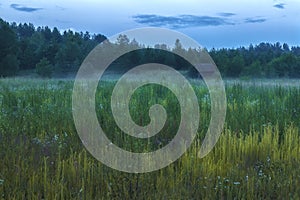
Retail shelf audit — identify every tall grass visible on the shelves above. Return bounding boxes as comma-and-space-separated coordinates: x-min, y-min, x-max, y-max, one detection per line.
0, 78, 300, 199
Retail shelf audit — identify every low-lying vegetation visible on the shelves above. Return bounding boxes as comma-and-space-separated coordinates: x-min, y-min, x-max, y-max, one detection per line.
0, 78, 299, 199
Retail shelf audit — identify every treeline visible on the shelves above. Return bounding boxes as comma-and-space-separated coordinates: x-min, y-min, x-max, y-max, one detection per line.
101, 35, 300, 78
0, 18, 106, 77
0, 17, 300, 78
210, 43, 300, 78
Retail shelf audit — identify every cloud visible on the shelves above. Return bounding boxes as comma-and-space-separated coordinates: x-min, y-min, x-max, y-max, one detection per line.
273, 3, 286, 9
10, 4, 43, 12
244, 17, 267, 23
217, 12, 236, 17
55, 5, 66, 11
133, 14, 234, 28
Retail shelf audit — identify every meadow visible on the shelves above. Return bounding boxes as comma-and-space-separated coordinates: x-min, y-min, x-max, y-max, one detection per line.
0, 78, 300, 199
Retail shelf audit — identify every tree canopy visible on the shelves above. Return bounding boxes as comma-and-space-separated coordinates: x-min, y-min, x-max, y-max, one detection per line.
0, 18, 299, 78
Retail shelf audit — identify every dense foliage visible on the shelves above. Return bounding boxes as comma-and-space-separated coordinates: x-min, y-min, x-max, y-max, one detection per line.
0, 18, 106, 77
210, 43, 300, 78
0, 18, 300, 78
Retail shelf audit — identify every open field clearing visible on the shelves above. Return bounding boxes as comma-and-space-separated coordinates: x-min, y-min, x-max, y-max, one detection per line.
0, 78, 300, 199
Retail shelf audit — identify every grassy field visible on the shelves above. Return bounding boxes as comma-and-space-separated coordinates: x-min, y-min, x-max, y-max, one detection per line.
0, 78, 300, 199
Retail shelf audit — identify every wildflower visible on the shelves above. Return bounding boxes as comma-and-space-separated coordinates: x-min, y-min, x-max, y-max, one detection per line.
267, 156, 271, 163
53, 134, 59, 141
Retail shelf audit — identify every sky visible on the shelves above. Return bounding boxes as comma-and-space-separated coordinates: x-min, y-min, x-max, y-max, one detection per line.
0, 0, 299, 49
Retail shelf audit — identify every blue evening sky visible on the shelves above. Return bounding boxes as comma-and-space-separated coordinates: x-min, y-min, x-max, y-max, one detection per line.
0, 0, 299, 49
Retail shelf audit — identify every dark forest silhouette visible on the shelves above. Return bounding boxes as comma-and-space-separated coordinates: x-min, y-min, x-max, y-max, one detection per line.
0, 18, 299, 78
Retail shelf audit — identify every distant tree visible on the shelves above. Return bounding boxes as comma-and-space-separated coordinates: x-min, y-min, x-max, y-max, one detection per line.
209, 48, 229, 75
52, 27, 62, 43
18, 39, 36, 69
291, 47, 300, 56
130, 38, 140, 49
283, 43, 290, 52
174, 39, 183, 52
241, 60, 262, 77
0, 54, 19, 77
226, 54, 245, 77
117, 34, 130, 48
16, 23, 35, 38
0, 18, 19, 76
42, 26, 52, 41
92, 34, 106, 43
173, 39, 186, 70
163, 50, 177, 69
154, 43, 168, 51
35, 57, 53, 78
55, 40, 80, 71
294, 57, 300, 77
83, 31, 90, 41
268, 53, 299, 78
